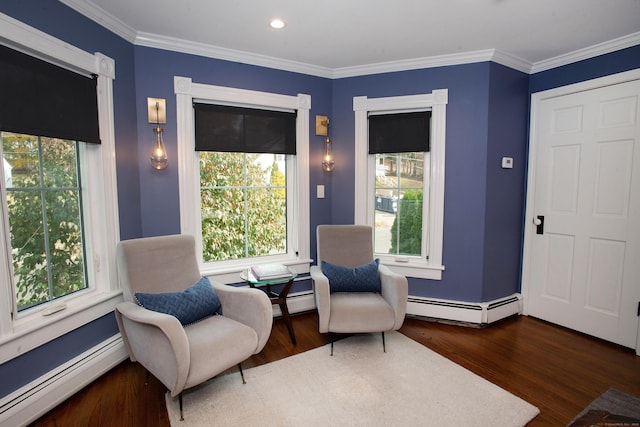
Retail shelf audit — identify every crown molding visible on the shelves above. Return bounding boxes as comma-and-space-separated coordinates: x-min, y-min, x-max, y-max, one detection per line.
333, 50, 493, 78
135, 32, 520, 78
531, 31, 640, 74
59, 0, 137, 43
58, 0, 640, 78
333, 49, 535, 78
134, 32, 334, 78
491, 50, 533, 74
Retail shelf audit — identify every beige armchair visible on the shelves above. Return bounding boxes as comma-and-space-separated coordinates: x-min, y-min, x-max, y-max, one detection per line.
310, 225, 408, 355
114, 234, 272, 420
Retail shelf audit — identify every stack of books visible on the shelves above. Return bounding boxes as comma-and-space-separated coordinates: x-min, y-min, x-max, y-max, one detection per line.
250, 263, 293, 281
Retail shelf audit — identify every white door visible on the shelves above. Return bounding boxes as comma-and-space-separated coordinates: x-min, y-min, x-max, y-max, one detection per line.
523, 70, 640, 352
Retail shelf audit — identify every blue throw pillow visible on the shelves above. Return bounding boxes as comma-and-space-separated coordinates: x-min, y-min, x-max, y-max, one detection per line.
321, 259, 381, 293
134, 276, 222, 325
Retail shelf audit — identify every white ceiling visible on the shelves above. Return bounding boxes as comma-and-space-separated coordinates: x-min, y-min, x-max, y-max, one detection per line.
61, 0, 640, 77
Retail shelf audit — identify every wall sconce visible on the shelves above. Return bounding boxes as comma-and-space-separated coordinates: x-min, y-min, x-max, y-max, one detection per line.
148, 97, 168, 170
316, 115, 335, 172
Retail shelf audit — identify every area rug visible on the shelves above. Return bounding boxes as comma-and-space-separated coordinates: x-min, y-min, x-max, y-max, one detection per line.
166, 331, 539, 426
567, 388, 640, 426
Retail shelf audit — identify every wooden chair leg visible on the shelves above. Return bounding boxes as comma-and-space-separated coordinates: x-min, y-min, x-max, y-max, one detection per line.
179, 392, 184, 421
382, 331, 386, 353
144, 369, 150, 386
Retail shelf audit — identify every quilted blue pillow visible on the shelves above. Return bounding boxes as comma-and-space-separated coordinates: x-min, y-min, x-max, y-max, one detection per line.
134, 276, 222, 325
321, 259, 381, 293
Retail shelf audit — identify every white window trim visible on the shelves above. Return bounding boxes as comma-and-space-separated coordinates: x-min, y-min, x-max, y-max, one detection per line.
174, 77, 311, 284
0, 12, 121, 364
353, 90, 448, 280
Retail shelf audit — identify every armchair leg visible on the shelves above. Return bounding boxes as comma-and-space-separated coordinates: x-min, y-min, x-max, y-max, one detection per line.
144, 369, 150, 386
179, 392, 184, 421
238, 363, 246, 384
329, 332, 336, 356
382, 331, 386, 353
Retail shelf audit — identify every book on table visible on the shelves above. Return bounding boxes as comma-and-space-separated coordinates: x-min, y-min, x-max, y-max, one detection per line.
250, 264, 293, 281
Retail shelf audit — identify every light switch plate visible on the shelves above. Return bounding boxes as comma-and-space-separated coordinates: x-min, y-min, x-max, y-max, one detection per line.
317, 184, 325, 198
501, 157, 513, 169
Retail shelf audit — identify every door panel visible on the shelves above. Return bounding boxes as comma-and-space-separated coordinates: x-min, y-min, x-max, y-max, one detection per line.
543, 234, 574, 302
525, 76, 640, 350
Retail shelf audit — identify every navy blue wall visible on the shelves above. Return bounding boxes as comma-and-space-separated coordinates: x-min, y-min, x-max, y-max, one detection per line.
482, 64, 529, 301
1, 0, 639, 403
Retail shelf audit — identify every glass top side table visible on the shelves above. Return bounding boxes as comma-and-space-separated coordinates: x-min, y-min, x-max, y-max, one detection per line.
241, 268, 298, 345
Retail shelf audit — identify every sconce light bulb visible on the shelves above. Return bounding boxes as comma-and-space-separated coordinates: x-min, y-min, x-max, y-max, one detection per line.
150, 126, 168, 170
322, 137, 335, 172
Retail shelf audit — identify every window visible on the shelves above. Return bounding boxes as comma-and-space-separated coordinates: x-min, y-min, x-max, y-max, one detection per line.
353, 90, 448, 280
193, 103, 295, 263
369, 111, 431, 258
374, 151, 428, 256
174, 77, 311, 282
0, 19, 119, 363
2, 133, 87, 312
199, 152, 288, 261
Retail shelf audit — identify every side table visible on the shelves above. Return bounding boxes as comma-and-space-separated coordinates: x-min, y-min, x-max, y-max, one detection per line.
241, 269, 297, 345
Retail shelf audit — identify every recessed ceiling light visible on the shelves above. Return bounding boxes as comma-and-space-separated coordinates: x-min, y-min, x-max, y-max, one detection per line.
270, 19, 285, 29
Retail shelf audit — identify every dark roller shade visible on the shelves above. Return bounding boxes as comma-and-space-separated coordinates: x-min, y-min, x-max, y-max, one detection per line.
0, 44, 100, 144
369, 111, 430, 154
194, 103, 296, 154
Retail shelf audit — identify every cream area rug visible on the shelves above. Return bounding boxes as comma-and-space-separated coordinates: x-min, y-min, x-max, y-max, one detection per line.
166, 331, 539, 426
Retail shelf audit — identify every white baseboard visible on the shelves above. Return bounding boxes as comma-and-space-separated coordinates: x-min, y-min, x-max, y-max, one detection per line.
272, 290, 316, 317
406, 293, 522, 325
0, 335, 128, 427
280, 290, 522, 326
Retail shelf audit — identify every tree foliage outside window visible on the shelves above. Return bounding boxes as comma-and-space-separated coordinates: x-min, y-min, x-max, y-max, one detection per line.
374, 152, 424, 256
200, 152, 287, 262
390, 189, 423, 255
1, 132, 87, 311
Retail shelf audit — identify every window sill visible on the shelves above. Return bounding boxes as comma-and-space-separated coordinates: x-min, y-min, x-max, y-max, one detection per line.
0, 290, 124, 365
379, 256, 444, 280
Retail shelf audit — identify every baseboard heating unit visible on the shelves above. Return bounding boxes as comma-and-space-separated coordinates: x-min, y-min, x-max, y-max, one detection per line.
406, 293, 522, 325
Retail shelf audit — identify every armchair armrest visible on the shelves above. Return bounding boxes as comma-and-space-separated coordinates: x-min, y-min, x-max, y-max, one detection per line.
115, 301, 190, 396
310, 265, 330, 333
379, 264, 408, 330
212, 282, 273, 353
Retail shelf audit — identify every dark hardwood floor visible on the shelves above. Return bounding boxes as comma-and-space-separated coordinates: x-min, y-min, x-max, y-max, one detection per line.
30, 313, 640, 426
